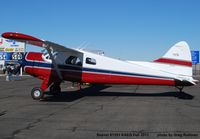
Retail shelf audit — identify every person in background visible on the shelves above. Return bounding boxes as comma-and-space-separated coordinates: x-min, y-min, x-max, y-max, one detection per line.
14, 63, 21, 80
6, 65, 12, 81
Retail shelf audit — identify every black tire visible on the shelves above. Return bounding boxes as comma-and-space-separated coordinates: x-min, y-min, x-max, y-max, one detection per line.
49, 84, 61, 95
31, 87, 44, 100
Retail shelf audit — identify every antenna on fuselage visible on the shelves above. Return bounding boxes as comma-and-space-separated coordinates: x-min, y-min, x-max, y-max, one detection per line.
77, 41, 90, 50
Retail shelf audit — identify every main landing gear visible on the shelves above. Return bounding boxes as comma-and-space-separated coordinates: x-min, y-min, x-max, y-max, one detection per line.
31, 87, 44, 100
31, 83, 61, 100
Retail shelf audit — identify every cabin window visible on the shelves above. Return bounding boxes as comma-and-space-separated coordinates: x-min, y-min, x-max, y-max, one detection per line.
65, 56, 82, 66
86, 57, 96, 65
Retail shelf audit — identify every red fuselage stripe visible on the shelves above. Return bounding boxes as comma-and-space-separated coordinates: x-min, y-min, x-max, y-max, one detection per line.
82, 72, 175, 85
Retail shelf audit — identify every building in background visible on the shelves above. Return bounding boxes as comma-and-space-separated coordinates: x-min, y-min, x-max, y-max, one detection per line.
0, 37, 25, 70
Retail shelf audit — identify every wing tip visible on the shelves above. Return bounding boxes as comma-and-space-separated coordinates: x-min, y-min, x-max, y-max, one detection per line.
1, 32, 44, 42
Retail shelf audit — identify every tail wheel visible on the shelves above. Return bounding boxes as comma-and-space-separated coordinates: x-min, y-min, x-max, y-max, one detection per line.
175, 86, 184, 92
50, 84, 61, 95
31, 87, 44, 100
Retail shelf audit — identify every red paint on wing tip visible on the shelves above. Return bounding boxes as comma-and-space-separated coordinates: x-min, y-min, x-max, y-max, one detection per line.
1, 32, 44, 42
1, 32, 13, 38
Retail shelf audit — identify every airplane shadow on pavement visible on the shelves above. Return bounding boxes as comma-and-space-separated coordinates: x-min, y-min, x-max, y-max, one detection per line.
42, 85, 194, 102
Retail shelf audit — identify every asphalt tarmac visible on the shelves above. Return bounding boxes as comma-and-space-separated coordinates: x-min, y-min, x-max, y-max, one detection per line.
0, 76, 200, 139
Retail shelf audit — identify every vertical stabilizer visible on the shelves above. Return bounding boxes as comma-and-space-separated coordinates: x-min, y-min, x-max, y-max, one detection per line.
154, 41, 192, 76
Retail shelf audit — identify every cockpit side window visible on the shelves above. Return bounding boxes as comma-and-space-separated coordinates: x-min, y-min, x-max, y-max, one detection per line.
86, 57, 96, 65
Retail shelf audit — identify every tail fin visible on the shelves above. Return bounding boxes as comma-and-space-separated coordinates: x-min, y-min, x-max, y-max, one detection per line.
154, 41, 192, 76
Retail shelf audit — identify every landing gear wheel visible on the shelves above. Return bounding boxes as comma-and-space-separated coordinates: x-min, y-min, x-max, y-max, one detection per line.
31, 87, 44, 100
50, 84, 61, 95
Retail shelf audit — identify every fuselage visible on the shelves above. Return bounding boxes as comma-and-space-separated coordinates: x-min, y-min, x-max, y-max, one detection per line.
22, 51, 191, 86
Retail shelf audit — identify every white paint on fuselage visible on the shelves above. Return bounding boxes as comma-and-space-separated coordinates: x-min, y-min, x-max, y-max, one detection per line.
41, 48, 194, 83
79, 50, 175, 79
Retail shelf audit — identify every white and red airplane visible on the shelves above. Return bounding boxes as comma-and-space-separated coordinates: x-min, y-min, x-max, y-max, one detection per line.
2, 32, 198, 100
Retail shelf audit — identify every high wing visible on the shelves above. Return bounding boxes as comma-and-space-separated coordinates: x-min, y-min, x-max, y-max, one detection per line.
2, 32, 79, 53
2, 32, 82, 80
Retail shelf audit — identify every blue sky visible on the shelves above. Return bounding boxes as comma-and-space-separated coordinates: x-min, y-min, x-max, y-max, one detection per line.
0, 0, 200, 60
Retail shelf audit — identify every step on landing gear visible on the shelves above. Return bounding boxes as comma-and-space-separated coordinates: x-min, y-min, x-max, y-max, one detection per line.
31, 87, 44, 100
